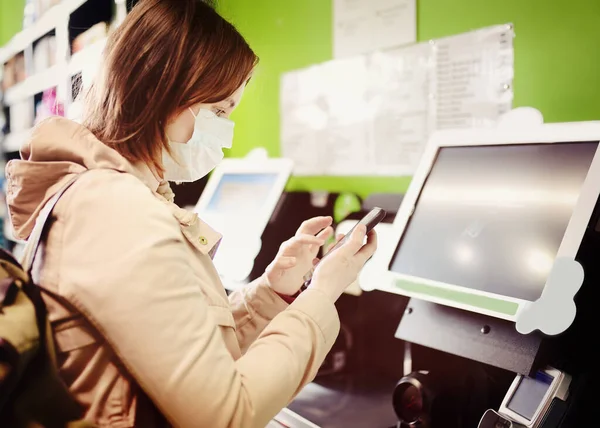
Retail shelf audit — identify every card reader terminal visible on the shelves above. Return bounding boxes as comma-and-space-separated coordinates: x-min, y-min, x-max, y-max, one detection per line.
478, 367, 571, 428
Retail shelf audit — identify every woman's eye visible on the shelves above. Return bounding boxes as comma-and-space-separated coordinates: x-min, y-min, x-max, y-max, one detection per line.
215, 109, 226, 117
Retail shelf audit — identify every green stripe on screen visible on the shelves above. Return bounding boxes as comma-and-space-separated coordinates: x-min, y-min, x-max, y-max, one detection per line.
394, 279, 519, 316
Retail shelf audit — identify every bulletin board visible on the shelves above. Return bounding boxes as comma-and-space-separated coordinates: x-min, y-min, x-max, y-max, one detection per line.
217, 0, 600, 198
280, 25, 514, 176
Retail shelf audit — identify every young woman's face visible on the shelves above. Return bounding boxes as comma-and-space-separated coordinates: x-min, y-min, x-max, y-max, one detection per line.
165, 82, 247, 144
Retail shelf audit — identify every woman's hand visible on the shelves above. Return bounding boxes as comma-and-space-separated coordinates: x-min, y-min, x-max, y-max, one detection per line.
264, 216, 334, 296
310, 224, 377, 303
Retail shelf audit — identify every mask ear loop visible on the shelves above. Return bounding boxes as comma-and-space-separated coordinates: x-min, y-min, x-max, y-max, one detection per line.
163, 108, 197, 173
166, 107, 197, 142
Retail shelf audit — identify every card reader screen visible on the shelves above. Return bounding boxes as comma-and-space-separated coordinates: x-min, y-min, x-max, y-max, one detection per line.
206, 173, 279, 214
506, 373, 553, 420
203, 173, 279, 232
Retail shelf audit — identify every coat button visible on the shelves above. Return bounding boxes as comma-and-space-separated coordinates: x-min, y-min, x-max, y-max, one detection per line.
199, 236, 208, 245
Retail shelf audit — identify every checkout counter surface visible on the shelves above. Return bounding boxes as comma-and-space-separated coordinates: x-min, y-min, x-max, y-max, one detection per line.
272, 373, 398, 428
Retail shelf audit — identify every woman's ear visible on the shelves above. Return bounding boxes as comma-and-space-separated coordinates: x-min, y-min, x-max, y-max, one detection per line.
165, 107, 197, 144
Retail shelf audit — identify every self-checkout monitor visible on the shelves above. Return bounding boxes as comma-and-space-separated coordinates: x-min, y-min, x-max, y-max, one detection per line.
361, 122, 600, 325
194, 157, 293, 282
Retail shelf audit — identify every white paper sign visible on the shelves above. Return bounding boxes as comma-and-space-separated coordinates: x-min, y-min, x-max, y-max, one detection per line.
281, 44, 431, 176
281, 24, 515, 177
432, 25, 514, 130
333, 0, 416, 58
367, 44, 433, 175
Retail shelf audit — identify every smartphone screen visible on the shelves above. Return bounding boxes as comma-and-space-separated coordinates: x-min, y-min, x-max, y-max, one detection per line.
302, 207, 386, 285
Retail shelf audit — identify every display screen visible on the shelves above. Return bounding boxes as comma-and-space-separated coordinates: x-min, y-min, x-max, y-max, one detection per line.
506, 373, 554, 420
390, 142, 598, 302
202, 173, 280, 232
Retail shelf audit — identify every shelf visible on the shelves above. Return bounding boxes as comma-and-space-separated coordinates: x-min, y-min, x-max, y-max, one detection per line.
4, 65, 61, 106
2, 130, 31, 153
0, 0, 90, 64
68, 38, 108, 76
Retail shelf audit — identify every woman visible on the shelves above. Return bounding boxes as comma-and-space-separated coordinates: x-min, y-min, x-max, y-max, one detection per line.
6, 0, 377, 427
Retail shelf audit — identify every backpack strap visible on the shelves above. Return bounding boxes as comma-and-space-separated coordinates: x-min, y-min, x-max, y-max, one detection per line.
10, 173, 95, 426
21, 173, 83, 273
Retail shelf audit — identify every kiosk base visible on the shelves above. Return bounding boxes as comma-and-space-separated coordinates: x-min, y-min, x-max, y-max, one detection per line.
395, 298, 544, 375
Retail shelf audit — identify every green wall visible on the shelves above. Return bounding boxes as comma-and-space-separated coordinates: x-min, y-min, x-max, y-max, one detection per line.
0, 0, 25, 46
219, 0, 600, 198
2, 0, 599, 198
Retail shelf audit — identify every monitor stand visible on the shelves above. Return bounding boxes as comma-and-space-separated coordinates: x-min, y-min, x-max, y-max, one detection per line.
395, 298, 544, 375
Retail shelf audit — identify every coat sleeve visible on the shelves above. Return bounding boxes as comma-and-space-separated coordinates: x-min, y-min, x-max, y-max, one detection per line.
57, 172, 340, 428
228, 276, 290, 354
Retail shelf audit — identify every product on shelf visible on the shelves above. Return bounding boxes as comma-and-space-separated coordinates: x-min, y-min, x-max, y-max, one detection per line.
23, 0, 36, 29
33, 35, 58, 75
2, 58, 16, 91
23, 0, 62, 28
72, 22, 109, 54
10, 100, 34, 133
14, 53, 26, 84
34, 87, 64, 125
35, 0, 61, 17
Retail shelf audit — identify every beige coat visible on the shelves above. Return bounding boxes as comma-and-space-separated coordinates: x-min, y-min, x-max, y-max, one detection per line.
6, 117, 340, 428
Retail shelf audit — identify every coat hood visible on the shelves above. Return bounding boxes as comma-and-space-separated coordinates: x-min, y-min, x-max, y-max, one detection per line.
5, 117, 160, 240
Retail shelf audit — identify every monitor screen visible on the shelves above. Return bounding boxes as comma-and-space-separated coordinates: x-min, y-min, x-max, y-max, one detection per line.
202, 172, 280, 232
506, 372, 553, 420
389, 142, 598, 302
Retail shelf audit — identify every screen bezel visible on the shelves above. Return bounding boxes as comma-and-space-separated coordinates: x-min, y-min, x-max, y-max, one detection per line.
360, 122, 600, 320
194, 157, 294, 238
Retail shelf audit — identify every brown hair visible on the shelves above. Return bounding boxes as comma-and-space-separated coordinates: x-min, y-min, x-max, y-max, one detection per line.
82, 0, 257, 174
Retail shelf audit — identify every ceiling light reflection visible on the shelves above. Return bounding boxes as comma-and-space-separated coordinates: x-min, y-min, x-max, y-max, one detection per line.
527, 249, 554, 277
424, 186, 580, 207
455, 243, 474, 265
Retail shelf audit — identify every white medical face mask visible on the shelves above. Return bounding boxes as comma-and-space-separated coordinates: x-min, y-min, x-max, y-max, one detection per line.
163, 108, 234, 182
